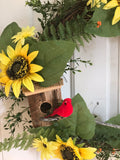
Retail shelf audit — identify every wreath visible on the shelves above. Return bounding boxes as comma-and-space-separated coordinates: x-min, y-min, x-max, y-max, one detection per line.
0, 0, 120, 159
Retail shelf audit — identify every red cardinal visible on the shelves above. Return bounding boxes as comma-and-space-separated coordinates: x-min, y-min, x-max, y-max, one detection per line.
46, 98, 73, 118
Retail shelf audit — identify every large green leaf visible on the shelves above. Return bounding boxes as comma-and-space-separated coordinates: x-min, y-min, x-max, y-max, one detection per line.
85, 6, 120, 37
106, 114, 120, 125
95, 114, 120, 149
30, 40, 75, 87
0, 22, 21, 53
53, 94, 96, 139
29, 94, 95, 140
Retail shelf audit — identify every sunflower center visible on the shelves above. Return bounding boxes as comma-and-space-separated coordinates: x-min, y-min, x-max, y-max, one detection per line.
60, 145, 79, 160
118, 0, 120, 5
6, 56, 29, 80
43, 143, 47, 148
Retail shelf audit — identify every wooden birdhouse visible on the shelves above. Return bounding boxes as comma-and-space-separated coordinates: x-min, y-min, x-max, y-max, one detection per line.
22, 79, 63, 128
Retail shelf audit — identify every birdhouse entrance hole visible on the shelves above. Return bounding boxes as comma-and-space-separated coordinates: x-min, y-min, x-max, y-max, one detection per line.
23, 79, 63, 128
40, 102, 52, 113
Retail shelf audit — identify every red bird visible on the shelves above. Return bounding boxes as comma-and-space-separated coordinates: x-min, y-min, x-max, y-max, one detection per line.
47, 98, 73, 118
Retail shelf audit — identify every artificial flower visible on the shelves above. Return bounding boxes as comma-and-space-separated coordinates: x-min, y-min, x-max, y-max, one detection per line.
54, 135, 81, 160
12, 26, 35, 45
32, 136, 57, 160
103, 0, 120, 25
79, 147, 97, 159
87, 0, 107, 8
0, 42, 44, 98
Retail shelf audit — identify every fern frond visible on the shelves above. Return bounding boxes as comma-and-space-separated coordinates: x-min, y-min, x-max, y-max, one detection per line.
27, 0, 94, 47
58, 23, 66, 39
65, 21, 73, 38
0, 132, 35, 151
14, 133, 21, 148
50, 24, 58, 40
77, 36, 84, 47
23, 135, 34, 150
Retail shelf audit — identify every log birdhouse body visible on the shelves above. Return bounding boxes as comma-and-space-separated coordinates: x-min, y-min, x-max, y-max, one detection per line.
23, 80, 63, 128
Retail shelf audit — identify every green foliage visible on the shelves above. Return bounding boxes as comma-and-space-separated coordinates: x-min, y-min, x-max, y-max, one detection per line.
26, 0, 95, 49
0, 132, 35, 151
30, 40, 76, 87
38, 15, 94, 49
79, 115, 120, 159
0, 93, 95, 152
0, 89, 33, 135
65, 58, 92, 74
107, 114, 120, 125
26, 0, 61, 29
85, 6, 120, 37
0, 22, 21, 53
26, 0, 94, 74
0, 22, 76, 87
30, 94, 96, 140
84, 135, 120, 160
92, 115, 120, 150
54, 94, 95, 139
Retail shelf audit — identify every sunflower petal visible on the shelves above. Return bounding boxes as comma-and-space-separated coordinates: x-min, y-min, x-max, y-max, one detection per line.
22, 77, 34, 92
29, 73, 44, 82
21, 44, 29, 57
41, 152, 45, 160
101, 0, 107, 4
21, 39, 25, 45
56, 135, 63, 143
0, 72, 4, 78
0, 54, 10, 65
112, 7, 120, 25
5, 80, 13, 97
79, 147, 97, 159
103, 0, 118, 9
15, 41, 22, 55
12, 80, 22, 98
67, 137, 74, 146
30, 64, 43, 73
1, 50, 5, 55
7, 45, 15, 59
87, 0, 91, 6
0, 63, 6, 71
27, 51, 39, 63
0, 76, 9, 84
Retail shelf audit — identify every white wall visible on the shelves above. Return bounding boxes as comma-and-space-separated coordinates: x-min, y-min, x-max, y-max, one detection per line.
74, 36, 120, 121
0, 0, 33, 32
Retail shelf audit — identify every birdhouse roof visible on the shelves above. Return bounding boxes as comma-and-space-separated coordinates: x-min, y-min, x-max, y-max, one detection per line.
22, 79, 63, 96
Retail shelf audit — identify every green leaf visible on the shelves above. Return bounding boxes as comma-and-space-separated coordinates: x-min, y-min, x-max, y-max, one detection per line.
106, 114, 120, 125
29, 94, 95, 141
0, 22, 21, 53
95, 114, 120, 149
85, 7, 120, 37
54, 94, 96, 139
77, 143, 85, 148
30, 40, 75, 87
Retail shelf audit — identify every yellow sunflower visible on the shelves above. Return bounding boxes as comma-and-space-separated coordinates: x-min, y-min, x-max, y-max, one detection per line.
0, 42, 44, 98
79, 147, 97, 159
32, 136, 57, 160
103, 0, 120, 25
12, 26, 35, 45
54, 135, 81, 160
87, 0, 107, 8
